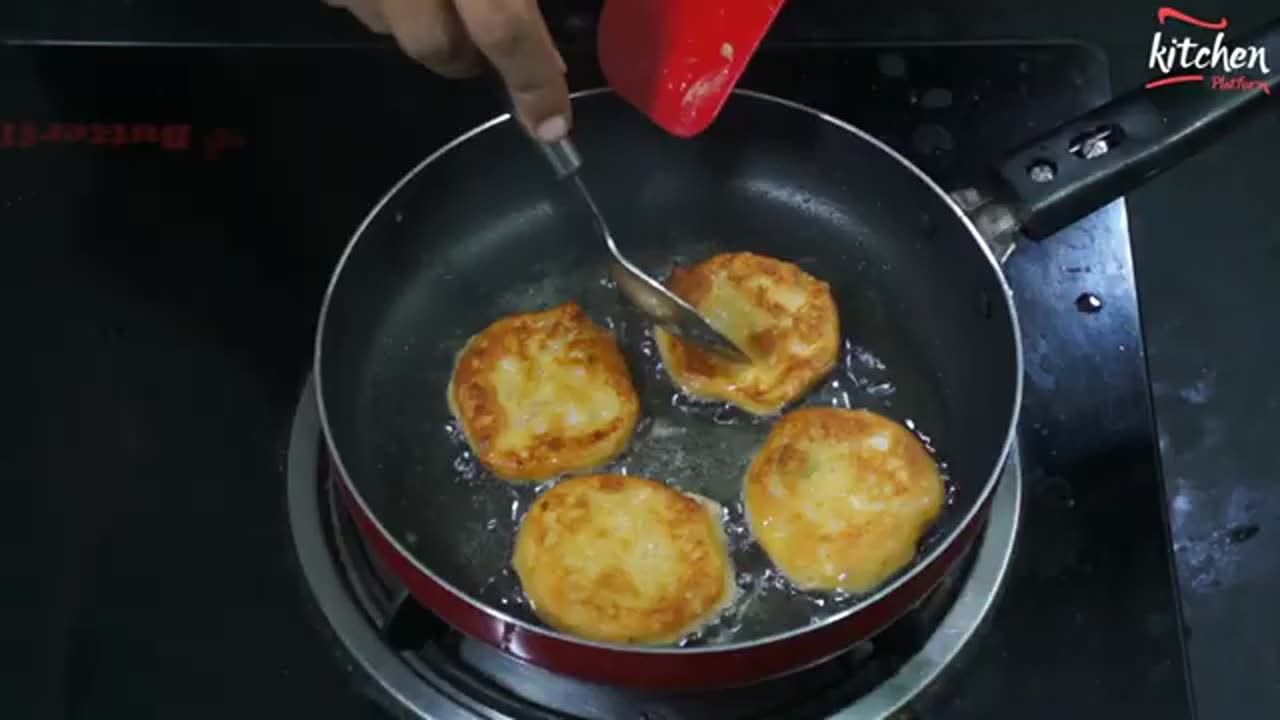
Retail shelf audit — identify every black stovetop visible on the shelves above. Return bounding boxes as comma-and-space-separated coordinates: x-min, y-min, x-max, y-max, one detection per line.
0, 40, 1192, 718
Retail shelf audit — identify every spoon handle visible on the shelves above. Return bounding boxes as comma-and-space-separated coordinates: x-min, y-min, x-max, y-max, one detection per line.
484, 68, 582, 180
537, 138, 582, 180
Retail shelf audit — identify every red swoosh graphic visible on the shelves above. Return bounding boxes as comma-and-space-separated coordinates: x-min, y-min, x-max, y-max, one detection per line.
1157, 7, 1229, 30
1144, 74, 1204, 89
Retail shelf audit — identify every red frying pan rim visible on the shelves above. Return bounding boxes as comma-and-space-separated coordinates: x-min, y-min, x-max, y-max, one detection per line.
313, 86, 1026, 655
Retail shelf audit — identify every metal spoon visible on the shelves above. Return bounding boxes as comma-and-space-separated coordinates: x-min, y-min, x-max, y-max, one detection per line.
537, 138, 750, 363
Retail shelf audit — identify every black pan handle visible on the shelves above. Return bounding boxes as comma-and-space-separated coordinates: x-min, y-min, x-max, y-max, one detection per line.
982, 16, 1280, 241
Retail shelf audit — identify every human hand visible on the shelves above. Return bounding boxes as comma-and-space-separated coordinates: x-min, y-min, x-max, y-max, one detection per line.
325, 0, 571, 142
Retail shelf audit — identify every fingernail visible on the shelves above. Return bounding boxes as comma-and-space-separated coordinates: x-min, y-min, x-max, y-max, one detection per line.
535, 115, 569, 142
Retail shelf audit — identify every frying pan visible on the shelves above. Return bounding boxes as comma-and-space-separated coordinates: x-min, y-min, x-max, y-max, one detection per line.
316, 19, 1279, 690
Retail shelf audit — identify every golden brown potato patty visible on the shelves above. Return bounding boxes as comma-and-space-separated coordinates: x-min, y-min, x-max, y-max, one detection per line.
744, 407, 944, 593
655, 252, 840, 415
448, 302, 640, 482
513, 474, 737, 644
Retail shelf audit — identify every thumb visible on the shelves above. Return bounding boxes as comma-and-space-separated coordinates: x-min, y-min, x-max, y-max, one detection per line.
456, 0, 571, 141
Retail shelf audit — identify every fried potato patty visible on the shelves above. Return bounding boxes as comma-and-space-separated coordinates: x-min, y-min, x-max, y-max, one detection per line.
513, 474, 737, 645
744, 408, 944, 593
447, 302, 640, 482
655, 252, 840, 415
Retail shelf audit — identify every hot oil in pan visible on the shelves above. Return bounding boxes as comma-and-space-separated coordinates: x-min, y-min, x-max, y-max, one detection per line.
438, 247, 954, 645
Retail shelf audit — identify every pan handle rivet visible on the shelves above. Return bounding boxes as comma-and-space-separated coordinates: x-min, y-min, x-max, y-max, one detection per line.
1068, 125, 1121, 159
1075, 292, 1104, 313
1027, 160, 1057, 183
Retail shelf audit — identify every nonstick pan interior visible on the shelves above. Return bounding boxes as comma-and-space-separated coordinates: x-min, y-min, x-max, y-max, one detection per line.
317, 90, 1020, 647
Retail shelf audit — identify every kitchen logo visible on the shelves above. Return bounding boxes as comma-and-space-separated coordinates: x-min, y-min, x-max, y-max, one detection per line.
1146, 7, 1271, 93
0, 121, 246, 160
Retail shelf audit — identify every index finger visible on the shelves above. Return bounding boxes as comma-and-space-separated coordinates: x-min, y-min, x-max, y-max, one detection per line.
454, 0, 571, 141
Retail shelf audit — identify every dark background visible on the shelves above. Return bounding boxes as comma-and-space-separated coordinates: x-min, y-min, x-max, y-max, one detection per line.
1, 1, 1276, 717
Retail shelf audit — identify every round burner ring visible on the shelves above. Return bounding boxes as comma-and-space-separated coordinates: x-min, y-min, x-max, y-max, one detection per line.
287, 380, 1020, 718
